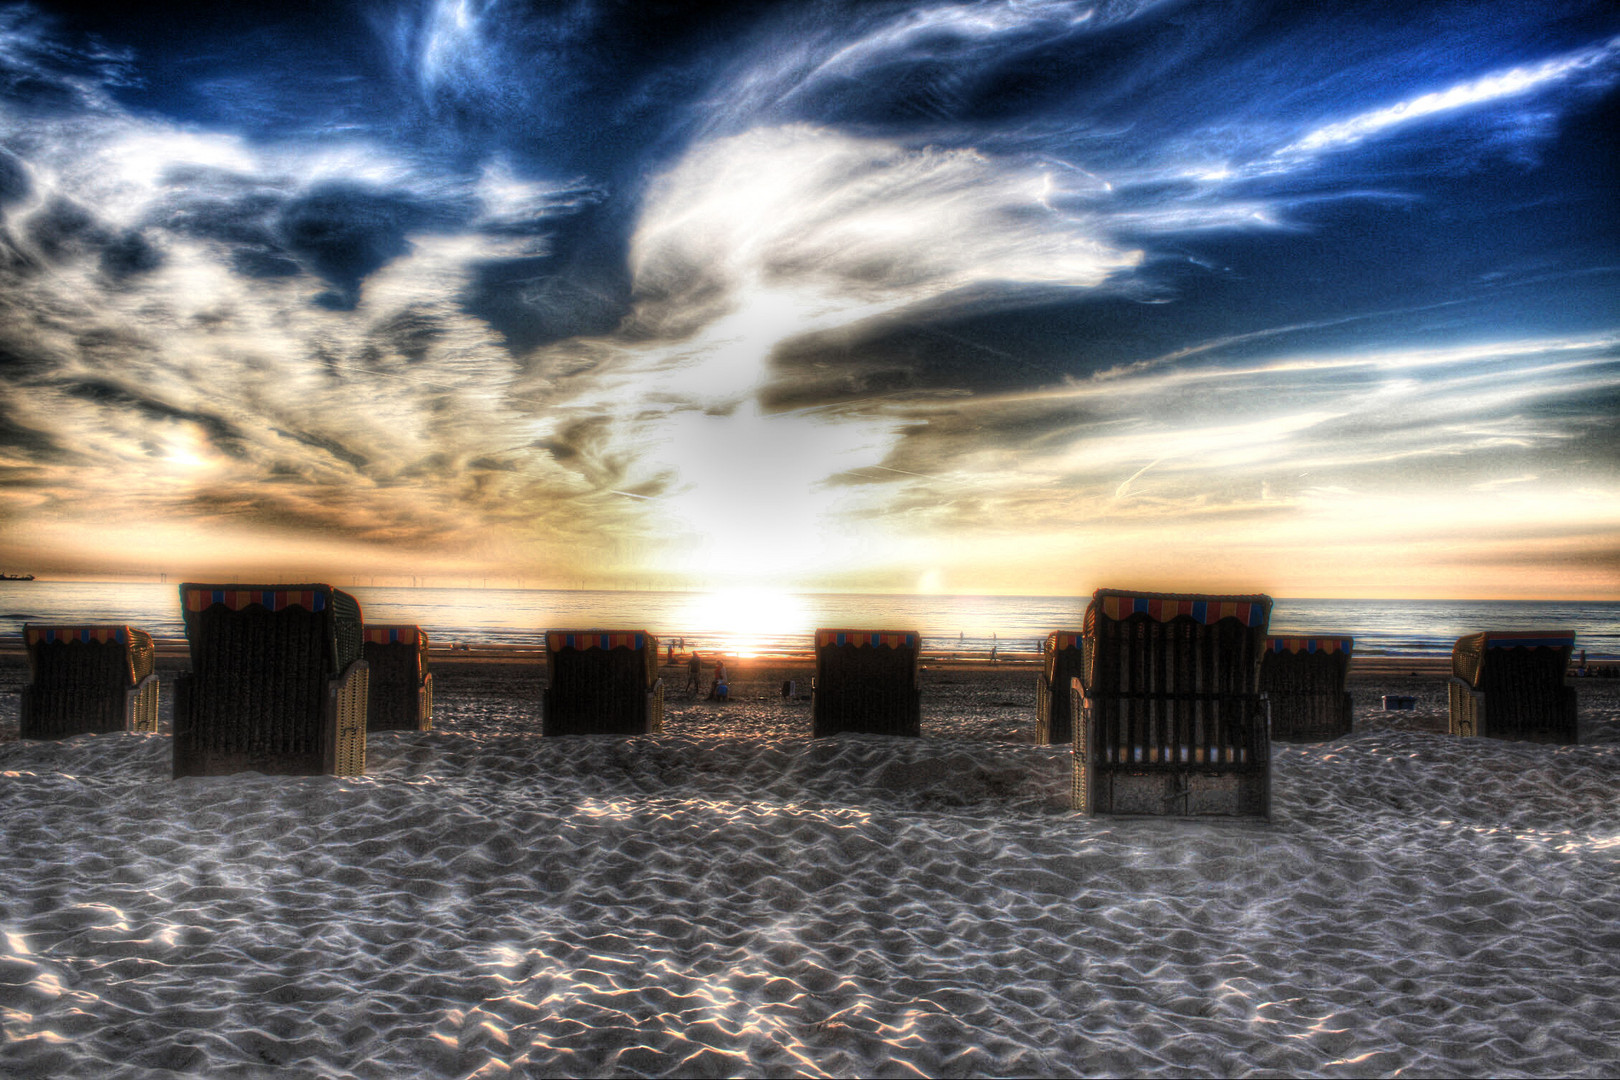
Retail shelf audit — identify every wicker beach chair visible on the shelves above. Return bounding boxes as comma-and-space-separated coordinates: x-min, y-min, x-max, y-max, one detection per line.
173, 584, 368, 778
1071, 589, 1272, 817
363, 625, 433, 732
542, 630, 663, 736
1036, 631, 1084, 745
811, 629, 921, 738
1260, 636, 1353, 742
20, 624, 159, 739
1448, 631, 1577, 744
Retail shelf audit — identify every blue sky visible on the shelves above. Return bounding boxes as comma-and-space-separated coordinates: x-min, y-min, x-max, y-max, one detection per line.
0, 0, 1616, 596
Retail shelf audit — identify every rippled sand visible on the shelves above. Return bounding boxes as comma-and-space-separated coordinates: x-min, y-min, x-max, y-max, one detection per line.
1, 660, 1617, 1077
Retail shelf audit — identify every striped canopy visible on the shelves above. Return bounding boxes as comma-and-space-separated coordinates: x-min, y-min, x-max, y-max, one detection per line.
1480, 631, 1576, 650
365, 625, 425, 646
547, 630, 650, 652
1045, 631, 1083, 652
815, 630, 918, 649
1091, 590, 1271, 627
1267, 636, 1353, 655
25, 625, 130, 646
185, 587, 327, 613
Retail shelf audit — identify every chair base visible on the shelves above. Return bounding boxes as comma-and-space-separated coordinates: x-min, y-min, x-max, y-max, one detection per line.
810, 682, 921, 738
19, 674, 159, 739
1269, 692, 1352, 742
1448, 677, 1578, 744
542, 679, 663, 736
173, 662, 368, 778
1074, 761, 1270, 817
1034, 673, 1073, 745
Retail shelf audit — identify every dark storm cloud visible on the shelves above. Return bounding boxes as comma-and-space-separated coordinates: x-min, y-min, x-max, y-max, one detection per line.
25, 196, 106, 259
98, 228, 162, 278
276, 183, 473, 309
461, 197, 631, 353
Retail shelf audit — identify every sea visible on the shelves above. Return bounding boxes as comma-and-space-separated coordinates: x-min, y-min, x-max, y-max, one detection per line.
2, 581, 1618, 660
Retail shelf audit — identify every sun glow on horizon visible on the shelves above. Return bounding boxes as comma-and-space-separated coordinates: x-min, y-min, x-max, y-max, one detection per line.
673, 587, 814, 657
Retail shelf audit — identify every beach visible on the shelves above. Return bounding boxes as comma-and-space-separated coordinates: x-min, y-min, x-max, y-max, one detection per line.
1, 650, 1617, 1077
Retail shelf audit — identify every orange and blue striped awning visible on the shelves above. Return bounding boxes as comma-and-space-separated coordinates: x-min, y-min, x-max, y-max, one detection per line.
1095, 591, 1269, 627
1046, 631, 1082, 652
25, 625, 129, 646
1267, 636, 1352, 655
1481, 631, 1575, 650
185, 587, 326, 613
815, 630, 918, 649
365, 625, 423, 646
547, 630, 648, 652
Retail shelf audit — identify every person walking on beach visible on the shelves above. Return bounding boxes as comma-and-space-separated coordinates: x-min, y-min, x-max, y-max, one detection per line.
708, 658, 728, 700
686, 651, 701, 695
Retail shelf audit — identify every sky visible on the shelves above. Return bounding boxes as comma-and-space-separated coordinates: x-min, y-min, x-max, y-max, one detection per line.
0, 0, 1616, 598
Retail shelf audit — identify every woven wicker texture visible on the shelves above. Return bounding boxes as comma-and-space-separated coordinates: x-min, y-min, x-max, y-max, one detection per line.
1260, 639, 1353, 742
1036, 631, 1085, 745
363, 625, 432, 732
1448, 631, 1577, 743
812, 629, 921, 738
542, 630, 662, 735
174, 583, 367, 776
20, 624, 157, 738
1074, 589, 1272, 816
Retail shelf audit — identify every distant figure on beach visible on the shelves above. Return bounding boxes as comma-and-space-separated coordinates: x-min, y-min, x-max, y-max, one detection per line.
708, 658, 728, 700
990, 646, 997, 663
667, 641, 674, 663
686, 651, 701, 694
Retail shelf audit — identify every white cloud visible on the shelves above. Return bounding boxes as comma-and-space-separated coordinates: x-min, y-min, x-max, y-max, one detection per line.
1277, 35, 1620, 161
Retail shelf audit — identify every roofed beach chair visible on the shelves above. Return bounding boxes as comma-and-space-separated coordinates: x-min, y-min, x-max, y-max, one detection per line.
173, 584, 368, 778
1072, 589, 1273, 817
811, 629, 921, 738
1448, 631, 1577, 744
542, 630, 663, 736
363, 625, 433, 732
20, 624, 159, 739
1036, 631, 1084, 745
1260, 636, 1353, 742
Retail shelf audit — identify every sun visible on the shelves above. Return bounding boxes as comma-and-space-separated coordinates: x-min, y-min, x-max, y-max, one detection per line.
674, 588, 814, 658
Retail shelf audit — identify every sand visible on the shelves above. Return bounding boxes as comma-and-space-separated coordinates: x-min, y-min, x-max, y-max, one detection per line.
1, 652, 1617, 1077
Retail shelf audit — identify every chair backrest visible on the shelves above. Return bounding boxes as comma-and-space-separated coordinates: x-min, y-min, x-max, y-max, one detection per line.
1043, 631, 1083, 684
1037, 631, 1085, 743
544, 630, 660, 735
545, 630, 658, 686
363, 624, 430, 729
1079, 589, 1272, 765
814, 630, 920, 691
1452, 631, 1575, 689
363, 624, 429, 679
1259, 636, 1353, 696
23, 624, 154, 736
182, 585, 362, 674
25, 624, 153, 685
812, 629, 920, 737
1081, 591, 1271, 694
178, 583, 364, 756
